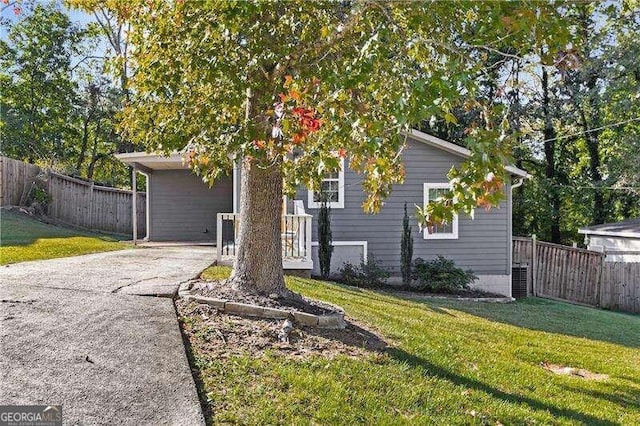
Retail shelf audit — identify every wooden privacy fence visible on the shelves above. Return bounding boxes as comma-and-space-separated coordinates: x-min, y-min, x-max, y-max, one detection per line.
513, 236, 640, 314
47, 172, 146, 236
0, 156, 41, 206
0, 156, 144, 236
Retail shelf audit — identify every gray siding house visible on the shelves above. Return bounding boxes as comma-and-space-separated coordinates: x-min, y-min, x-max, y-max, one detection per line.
116, 129, 528, 296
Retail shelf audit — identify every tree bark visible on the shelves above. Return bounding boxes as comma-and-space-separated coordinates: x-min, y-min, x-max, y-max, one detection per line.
86, 119, 101, 180
228, 158, 290, 297
76, 117, 91, 173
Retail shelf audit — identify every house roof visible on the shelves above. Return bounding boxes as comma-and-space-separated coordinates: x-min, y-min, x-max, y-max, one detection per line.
115, 128, 530, 178
406, 129, 530, 178
578, 218, 640, 239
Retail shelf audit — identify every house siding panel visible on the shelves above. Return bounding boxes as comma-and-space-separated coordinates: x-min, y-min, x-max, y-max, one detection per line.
298, 137, 511, 276
149, 170, 232, 241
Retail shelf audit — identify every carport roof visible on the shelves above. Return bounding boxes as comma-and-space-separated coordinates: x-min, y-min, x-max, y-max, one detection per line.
114, 152, 188, 170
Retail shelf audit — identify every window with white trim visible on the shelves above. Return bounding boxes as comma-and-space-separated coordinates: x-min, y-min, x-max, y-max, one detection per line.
423, 183, 458, 239
308, 159, 345, 209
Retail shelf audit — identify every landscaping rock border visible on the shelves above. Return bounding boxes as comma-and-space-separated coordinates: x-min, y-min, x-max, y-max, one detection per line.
178, 283, 346, 329
390, 291, 515, 303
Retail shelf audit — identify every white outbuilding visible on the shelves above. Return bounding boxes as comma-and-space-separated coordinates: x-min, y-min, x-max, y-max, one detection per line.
579, 219, 640, 262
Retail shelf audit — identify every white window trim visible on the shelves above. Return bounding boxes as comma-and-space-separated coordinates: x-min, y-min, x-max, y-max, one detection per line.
311, 241, 368, 264
423, 183, 458, 240
307, 158, 345, 209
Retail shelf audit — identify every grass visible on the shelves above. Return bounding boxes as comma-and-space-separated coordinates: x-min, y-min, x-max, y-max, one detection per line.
184, 265, 640, 425
0, 210, 128, 265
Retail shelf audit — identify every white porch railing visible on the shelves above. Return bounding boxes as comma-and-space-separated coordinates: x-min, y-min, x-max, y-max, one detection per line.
216, 211, 313, 270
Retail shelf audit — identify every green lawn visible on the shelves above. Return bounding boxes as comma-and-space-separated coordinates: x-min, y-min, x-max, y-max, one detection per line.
0, 210, 128, 264
185, 266, 640, 425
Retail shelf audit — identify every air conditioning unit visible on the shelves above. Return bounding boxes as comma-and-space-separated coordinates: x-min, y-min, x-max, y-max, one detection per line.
512, 266, 529, 299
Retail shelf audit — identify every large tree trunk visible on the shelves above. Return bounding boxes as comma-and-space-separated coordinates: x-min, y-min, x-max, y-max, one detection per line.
228, 157, 290, 297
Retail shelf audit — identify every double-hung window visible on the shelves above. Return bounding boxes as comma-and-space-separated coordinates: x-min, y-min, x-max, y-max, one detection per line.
308, 159, 345, 209
423, 183, 458, 239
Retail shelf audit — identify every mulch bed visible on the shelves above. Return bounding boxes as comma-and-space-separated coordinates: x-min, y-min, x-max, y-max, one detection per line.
191, 279, 340, 316
176, 299, 388, 359
379, 287, 508, 299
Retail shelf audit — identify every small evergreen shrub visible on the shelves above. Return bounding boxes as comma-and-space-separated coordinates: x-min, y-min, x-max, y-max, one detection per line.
338, 256, 389, 288
317, 199, 333, 279
411, 256, 477, 293
400, 202, 413, 287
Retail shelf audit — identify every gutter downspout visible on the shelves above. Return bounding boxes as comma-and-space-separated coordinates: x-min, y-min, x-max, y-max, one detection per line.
509, 177, 526, 296
511, 177, 525, 191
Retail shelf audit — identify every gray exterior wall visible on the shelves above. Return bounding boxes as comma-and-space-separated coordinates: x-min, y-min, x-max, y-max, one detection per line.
297, 136, 512, 276
148, 170, 232, 241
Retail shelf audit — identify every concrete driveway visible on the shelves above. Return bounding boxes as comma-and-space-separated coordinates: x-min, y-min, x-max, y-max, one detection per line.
0, 246, 215, 425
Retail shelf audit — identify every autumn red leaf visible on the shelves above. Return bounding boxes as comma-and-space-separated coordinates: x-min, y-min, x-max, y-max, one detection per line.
292, 133, 305, 144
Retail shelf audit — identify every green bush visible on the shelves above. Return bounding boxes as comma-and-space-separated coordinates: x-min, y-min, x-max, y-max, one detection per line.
338, 256, 389, 288
411, 256, 477, 293
31, 186, 50, 205
28, 183, 51, 214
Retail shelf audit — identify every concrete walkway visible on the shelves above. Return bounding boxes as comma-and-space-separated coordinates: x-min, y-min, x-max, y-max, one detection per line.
0, 246, 215, 425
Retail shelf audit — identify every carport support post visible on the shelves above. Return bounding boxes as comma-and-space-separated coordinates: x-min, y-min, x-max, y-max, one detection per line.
132, 167, 138, 245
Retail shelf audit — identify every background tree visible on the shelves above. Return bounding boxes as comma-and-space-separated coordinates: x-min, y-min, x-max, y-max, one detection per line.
1, 1, 134, 188
423, 1, 640, 245
519, 1, 640, 243
0, 3, 88, 164
101, 1, 569, 297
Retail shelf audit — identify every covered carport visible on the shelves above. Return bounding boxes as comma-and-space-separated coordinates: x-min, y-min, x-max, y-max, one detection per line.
115, 152, 236, 244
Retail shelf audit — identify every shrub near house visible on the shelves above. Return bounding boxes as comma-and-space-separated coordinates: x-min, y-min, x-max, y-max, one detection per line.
411, 255, 478, 293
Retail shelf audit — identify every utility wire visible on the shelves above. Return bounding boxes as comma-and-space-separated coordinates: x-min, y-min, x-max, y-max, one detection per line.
540, 117, 640, 143
552, 185, 640, 190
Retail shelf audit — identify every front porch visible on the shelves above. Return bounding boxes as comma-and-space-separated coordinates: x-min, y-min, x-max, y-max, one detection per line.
216, 203, 313, 270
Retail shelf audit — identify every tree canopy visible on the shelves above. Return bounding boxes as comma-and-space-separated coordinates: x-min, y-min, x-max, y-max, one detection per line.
1, 1, 135, 187
115, 0, 570, 226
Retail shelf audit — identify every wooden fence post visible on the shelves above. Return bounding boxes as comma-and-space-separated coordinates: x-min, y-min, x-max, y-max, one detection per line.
88, 182, 94, 230
531, 234, 537, 297
216, 213, 223, 264
595, 248, 605, 308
